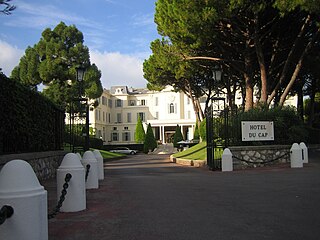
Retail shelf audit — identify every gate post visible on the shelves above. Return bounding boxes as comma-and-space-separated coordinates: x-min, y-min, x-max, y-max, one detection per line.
299, 142, 308, 164
93, 150, 104, 180
81, 151, 99, 189
206, 105, 214, 170
0, 160, 48, 240
222, 148, 233, 172
57, 153, 86, 212
290, 143, 303, 168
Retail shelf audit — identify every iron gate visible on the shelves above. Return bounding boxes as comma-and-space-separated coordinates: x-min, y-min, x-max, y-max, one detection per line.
206, 97, 228, 170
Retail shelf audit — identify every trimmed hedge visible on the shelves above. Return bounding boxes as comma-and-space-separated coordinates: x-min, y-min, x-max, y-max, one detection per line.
0, 74, 64, 154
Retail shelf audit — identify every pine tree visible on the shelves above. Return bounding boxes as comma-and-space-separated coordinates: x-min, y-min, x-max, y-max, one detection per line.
193, 120, 200, 141
135, 116, 145, 143
173, 124, 184, 148
143, 123, 157, 153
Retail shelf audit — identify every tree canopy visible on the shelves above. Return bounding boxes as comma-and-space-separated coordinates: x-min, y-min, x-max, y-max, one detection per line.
0, 0, 16, 14
11, 22, 103, 106
144, 0, 320, 113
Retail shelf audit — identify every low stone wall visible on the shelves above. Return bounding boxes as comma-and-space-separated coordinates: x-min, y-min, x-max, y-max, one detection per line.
229, 145, 290, 169
170, 145, 291, 169
0, 151, 68, 180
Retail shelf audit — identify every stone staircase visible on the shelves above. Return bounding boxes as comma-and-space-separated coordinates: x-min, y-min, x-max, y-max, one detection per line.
151, 143, 177, 155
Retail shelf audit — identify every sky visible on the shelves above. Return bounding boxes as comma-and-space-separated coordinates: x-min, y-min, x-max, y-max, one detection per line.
0, 0, 160, 89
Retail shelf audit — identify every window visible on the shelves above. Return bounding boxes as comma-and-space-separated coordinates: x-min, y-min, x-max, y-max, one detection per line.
123, 132, 131, 141
155, 112, 159, 119
108, 113, 111, 123
141, 99, 146, 106
112, 132, 119, 141
169, 103, 175, 114
108, 99, 112, 108
117, 113, 122, 123
129, 100, 136, 106
124, 126, 129, 130
187, 97, 190, 105
137, 112, 145, 122
113, 127, 117, 131
155, 97, 158, 106
102, 96, 107, 105
127, 112, 132, 123
103, 111, 105, 122
116, 99, 122, 107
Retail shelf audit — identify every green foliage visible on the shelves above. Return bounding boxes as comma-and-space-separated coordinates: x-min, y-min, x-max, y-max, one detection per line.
0, 73, 64, 154
193, 120, 200, 140
143, 123, 157, 153
229, 106, 308, 145
200, 118, 207, 141
173, 124, 184, 148
135, 116, 145, 143
11, 22, 103, 106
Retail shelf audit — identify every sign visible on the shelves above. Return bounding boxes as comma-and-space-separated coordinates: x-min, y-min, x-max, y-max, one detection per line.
241, 121, 274, 141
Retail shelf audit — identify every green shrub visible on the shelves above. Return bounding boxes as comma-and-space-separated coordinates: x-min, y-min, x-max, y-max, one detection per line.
143, 123, 157, 153
0, 74, 64, 154
229, 106, 308, 145
135, 116, 145, 143
193, 120, 200, 140
173, 124, 184, 148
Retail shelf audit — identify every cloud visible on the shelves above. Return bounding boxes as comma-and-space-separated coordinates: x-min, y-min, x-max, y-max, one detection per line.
90, 50, 149, 89
0, 40, 24, 76
131, 13, 154, 27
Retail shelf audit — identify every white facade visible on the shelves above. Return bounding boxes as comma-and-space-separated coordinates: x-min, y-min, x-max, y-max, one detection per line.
90, 85, 298, 145
90, 86, 198, 144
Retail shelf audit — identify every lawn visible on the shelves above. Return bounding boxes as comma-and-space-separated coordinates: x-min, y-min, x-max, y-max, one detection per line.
172, 141, 223, 161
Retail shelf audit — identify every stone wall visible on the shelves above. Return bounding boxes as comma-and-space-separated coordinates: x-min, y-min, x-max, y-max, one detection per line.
229, 145, 290, 169
0, 151, 68, 180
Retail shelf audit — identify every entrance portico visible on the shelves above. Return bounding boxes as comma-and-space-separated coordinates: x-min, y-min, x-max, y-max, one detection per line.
147, 119, 195, 144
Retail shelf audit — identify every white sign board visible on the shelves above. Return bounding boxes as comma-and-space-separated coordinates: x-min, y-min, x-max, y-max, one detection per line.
241, 121, 274, 141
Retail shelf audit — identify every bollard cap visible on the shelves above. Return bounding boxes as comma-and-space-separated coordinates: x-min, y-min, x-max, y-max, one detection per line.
290, 143, 300, 151
59, 153, 84, 170
0, 160, 44, 196
93, 150, 103, 161
299, 142, 307, 148
82, 151, 98, 163
222, 148, 232, 156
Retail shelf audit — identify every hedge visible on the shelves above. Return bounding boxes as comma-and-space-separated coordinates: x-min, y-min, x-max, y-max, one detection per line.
0, 75, 64, 154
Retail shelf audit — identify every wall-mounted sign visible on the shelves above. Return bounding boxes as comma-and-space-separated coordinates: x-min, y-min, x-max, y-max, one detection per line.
241, 121, 274, 141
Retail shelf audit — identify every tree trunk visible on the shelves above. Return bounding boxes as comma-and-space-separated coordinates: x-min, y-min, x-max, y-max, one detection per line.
279, 27, 320, 106
254, 13, 268, 104
267, 15, 311, 106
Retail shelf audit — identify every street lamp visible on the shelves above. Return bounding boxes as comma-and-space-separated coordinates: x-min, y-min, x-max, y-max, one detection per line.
206, 65, 222, 170
75, 66, 89, 151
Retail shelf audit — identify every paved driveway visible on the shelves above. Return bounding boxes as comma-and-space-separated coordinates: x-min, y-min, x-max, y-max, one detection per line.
48, 150, 320, 240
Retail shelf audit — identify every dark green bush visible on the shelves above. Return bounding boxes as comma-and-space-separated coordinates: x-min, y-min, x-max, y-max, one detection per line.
229, 106, 308, 145
0, 74, 64, 154
143, 123, 157, 153
173, 124, 184, 148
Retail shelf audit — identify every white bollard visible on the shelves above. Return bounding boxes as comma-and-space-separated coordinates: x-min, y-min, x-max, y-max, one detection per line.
0, 160, 48, 240
76, 152, 82, 161
290, 143, 303, 168
57, 153, 86, 212
222, 148, 233, 172
93, 150, 104, 180
81, 151, 99, 189
299, 142, 308, 164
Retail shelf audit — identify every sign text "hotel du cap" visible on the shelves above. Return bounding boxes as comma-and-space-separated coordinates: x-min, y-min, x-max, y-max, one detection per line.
241, 121, 274, 141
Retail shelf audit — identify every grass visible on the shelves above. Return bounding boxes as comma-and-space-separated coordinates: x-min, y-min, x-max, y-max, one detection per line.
173, 141, 224, 161
91, 148, 125, 159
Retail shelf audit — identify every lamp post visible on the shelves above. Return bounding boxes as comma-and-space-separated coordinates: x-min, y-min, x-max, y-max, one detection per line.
75, 67, 89, 151
206, 65, 222, 170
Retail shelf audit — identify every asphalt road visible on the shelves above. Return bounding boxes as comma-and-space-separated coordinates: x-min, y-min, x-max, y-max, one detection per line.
48, 150, 320, 240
